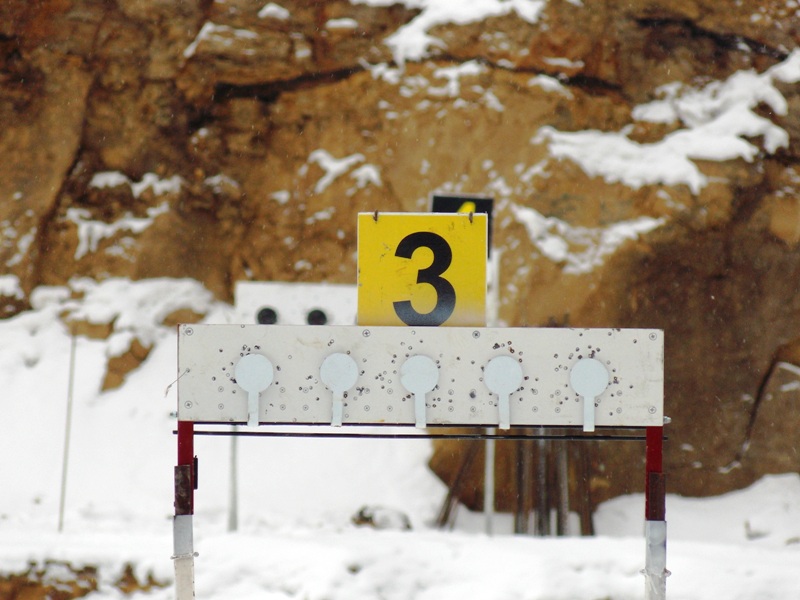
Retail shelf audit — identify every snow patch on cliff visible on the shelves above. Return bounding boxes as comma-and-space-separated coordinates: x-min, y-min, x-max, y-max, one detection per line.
534, 49, 800, 194
351, 0, 547, 64
66, 203, 170, 260
509, 203, 665, 274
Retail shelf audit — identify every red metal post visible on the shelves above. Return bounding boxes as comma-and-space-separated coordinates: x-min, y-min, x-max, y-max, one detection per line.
645, 426, 665, 521
176, 420, 195, 514
178, 420, 194, 467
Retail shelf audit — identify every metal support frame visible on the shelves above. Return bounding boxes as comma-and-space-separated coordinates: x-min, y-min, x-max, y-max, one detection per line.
174, 324, 666, 599
173, 423, 667, 599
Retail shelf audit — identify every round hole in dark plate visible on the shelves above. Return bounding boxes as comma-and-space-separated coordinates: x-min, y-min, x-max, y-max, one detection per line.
307, 309, 328, 325
257, 307, 278, 325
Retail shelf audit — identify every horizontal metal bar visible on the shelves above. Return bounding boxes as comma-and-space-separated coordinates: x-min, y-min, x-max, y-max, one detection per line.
177, 429, 650, 442
188, 421, 650, 430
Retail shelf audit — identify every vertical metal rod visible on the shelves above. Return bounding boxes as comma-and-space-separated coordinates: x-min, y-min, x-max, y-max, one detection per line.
435, 440, 480, 529
644, 426, 668, 600
228, 429, 239, 532
486, 250, 501, 328
514, 440, 525, 534
58, 328, 78, 533
556, 440, 569, 535
516, 437, 533, 534
484, 431, 495, 535
578, 444, 594, 535
535, 437, 549, 536
484, 252, 497, 535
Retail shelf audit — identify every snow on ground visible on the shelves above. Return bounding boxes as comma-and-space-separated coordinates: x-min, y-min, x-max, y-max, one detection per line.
2, 278, 800, 599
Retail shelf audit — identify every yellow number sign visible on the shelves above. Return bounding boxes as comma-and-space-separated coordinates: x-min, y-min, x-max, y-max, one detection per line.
357, 212, 487, 326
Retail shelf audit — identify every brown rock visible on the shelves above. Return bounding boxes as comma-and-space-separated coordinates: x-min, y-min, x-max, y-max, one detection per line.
102, 337, 152, 391
0, 49, 93, 295
63, 317, 115, 341
768, 196, 800, 244
742, 361, 800, 474
4, 0, 800, 517
161, 307, 206, 327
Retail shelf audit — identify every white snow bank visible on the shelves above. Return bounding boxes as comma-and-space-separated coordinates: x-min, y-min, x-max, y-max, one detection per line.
64, 277, 215, 348
0, 277, 440, 533
535, 49, 800, 194
597, 473, 800, 547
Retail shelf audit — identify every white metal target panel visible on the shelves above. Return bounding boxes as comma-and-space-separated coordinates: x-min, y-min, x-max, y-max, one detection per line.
177, 325, 663, 428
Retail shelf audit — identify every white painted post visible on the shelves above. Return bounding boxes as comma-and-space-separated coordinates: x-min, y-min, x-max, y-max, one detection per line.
485, 251, 499, 535
173, 514, 196, 600
644, 520, 668, 600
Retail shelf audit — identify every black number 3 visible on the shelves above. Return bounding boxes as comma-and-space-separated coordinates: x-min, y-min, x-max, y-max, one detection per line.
393, 232, 456, 326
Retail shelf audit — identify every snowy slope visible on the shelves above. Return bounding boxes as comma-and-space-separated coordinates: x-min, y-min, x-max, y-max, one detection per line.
2, 278, 800, 599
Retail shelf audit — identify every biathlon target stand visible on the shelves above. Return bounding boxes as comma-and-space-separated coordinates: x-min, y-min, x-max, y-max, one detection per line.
172, 324, 668, 599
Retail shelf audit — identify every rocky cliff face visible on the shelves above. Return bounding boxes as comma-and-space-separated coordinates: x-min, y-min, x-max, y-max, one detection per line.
3, 0, 800, 509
